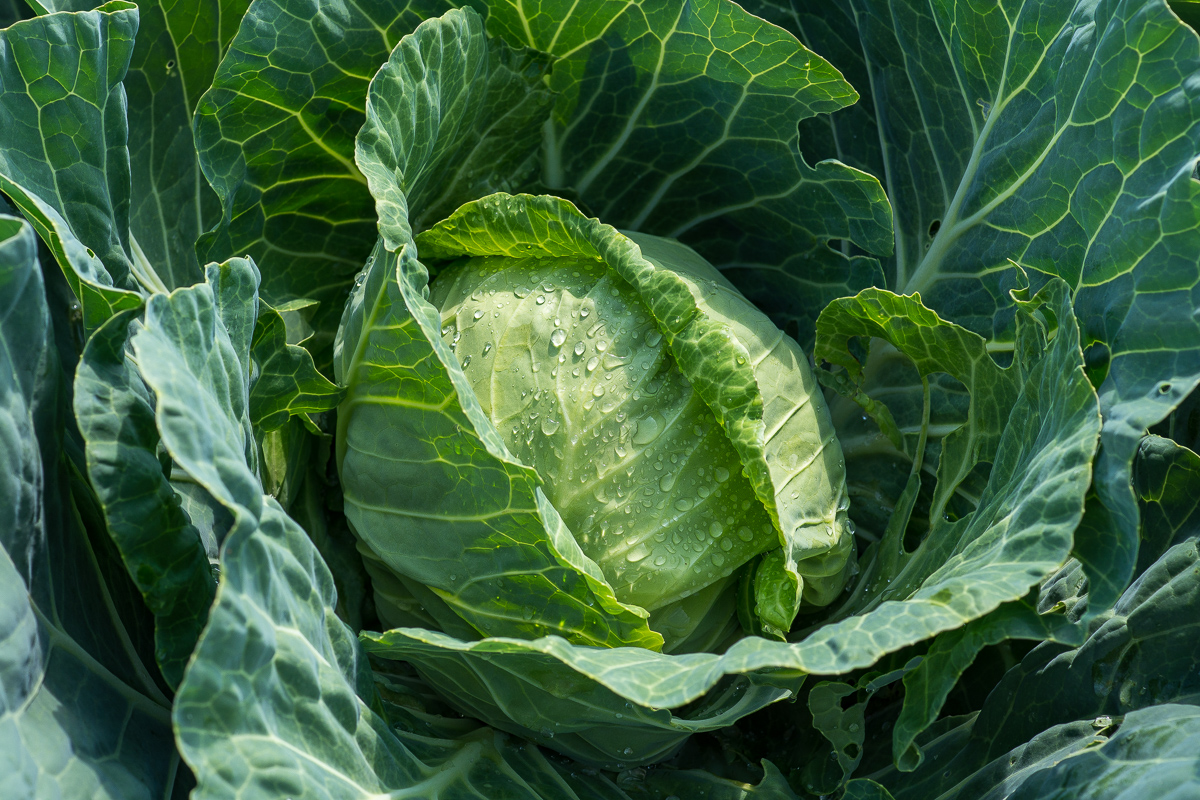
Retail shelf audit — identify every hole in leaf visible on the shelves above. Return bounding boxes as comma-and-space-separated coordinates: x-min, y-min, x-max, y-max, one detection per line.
840, 693, 858, 712
1159, 382, 1172, 395
844, 743, 860, 759
928, 219, 941, 237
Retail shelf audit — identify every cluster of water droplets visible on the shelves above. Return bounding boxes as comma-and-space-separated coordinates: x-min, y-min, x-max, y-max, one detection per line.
430, 254, 778, 614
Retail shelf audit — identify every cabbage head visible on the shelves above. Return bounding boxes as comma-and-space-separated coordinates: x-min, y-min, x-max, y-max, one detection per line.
336, 195, 854, 658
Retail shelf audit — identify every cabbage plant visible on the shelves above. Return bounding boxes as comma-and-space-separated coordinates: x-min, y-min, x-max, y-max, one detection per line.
4, 0, 1200, 798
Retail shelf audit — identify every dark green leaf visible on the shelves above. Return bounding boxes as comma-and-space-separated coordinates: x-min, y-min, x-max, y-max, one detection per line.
249, 301, 342, 432
847, 0, 1200, 614
0, 214, 180, 798
475, 0, 894, 346
0, 2, 143, 328
194, 0, 455, 359
892, 597, 1081, 772
876, 535, 1200, 799
73, 308, 216, 688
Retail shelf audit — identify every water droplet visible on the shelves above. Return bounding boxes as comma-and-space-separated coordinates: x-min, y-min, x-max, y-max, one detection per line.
715, 467, 730, 482
551, 328, 567, 347
737, 527, 754, 542
645, 329, 663, 347
587, 356, 600, 372
574, 341, 586, 356
593, 385, 605, 397
711, 553, 725, 567
735, 355, 746, 365
580, 307, 590, 318
536, 295, 546, 305
653, 555, 667, 566
473, 309, 484, 320
461, 356, 472, 369
674, 498, 693, 511
541, 417, 561, 435
622, 747, 633, 756
720, 538, 733, 551
659, 473, 676, 491
482, 342, 492, 355
709, 521, 723, 537
632, 415, 661, 445
625, 544, 651, 563
596, 340, 608, 352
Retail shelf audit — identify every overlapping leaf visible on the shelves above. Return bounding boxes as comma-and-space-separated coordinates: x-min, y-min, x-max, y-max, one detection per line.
874, 531, 1200, 798
807, 0, 1200, 612
194, 0, 456, 356
473, 0, 894, 345
73, 308, 216, 688
0, 2, 143, 329
0, 214, 182, 799
176, 426, 797, 799
34, 0, 252, 288
248, 300, 342, 431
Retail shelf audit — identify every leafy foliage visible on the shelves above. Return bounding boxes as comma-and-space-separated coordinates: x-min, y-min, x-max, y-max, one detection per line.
3, 0, 1200, 798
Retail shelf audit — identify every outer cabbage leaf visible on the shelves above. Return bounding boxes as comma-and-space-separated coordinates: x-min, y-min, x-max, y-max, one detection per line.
131, 258, 263, 540
248, 299, 343, 432
174, 403, 799, 799
470, 0, 894, 346
366, 624, 794, 771
195, 0, 551, 359
851, 706, 1200, 800
0, 214, 183, 799
873, 535, 1200, 797
0, 3, 143, 329
196, 0, 894, 358
797, 0, 1200, 615
33, 0, 252, 288
73, 308, 216, 688
891, 596, 1083, 772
